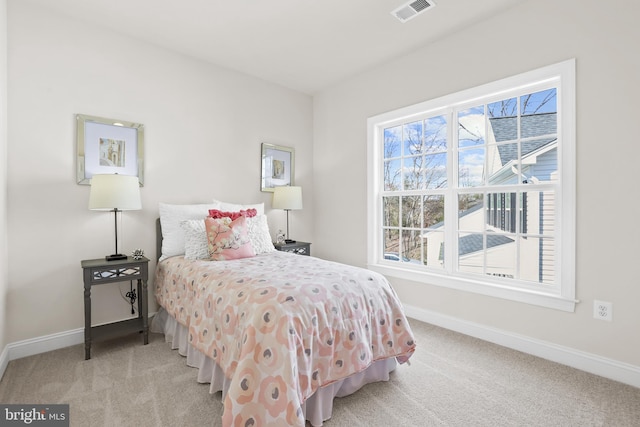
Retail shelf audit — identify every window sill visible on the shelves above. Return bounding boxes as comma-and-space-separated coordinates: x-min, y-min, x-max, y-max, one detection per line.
368, 263, 577, 312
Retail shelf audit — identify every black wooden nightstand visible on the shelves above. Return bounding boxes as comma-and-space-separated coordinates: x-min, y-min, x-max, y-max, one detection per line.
81, 256, 149, 360
274, 241, 311, 256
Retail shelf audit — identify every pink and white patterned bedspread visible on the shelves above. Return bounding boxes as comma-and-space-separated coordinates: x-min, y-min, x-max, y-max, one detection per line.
155, 251, 416, 426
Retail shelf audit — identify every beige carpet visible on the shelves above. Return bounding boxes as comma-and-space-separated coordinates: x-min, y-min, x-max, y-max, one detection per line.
1, 318, 638, 426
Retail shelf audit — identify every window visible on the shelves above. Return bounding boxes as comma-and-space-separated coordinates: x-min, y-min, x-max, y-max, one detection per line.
367, 60, 576, 311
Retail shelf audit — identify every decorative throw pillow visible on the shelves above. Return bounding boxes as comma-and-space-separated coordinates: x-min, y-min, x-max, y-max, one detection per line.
180, 219, 209, 260
159, 202, 221, 261
180, 214, 275, 258
246, 215, 276, 254
205, 216, 256, 261
208, 208, 258, 220
213, 200, 265, 216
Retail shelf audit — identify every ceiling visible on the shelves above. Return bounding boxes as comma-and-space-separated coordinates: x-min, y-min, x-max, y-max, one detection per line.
22, 0, 525, 94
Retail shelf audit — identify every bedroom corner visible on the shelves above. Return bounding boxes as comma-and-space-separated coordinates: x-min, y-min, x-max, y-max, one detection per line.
0, 0, 8, 381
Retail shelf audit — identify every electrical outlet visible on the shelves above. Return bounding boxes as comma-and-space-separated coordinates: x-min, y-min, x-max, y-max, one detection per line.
593, 300, 613, 321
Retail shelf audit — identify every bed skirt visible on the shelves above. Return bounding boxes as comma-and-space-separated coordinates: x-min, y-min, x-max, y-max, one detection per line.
150, 307, 397, 426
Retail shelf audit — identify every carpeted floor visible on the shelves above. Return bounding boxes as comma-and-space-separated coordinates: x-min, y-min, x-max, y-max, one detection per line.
1, 318, 638, 426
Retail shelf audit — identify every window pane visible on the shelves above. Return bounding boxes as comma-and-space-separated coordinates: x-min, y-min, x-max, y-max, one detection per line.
521, 191, 555, 235
521, 89, 557, 142
402, 230, 422, 264
521, 88, 557, 115
403, 156, 423, 190
489, 116, 517, 142
383, 196, 399, 227
424, 115, 447, 153
423, 230, 444, 269
486, 235, 516, 279
423, 195, 444, 228
488, 97, 517, 118
402, 196, 421, 228
384, 159, 401, 191
384, 126, 401, 159
521, 111, 557, 139
458, 193, 483, 232
485, 192, 516, 233
521, 138, 557, 183
458, 232, 484, 274
519, 236, 555, 285
458, 147, 485, 187
383, 229, 400, 261
424, 153, 447, 189
488, 98, 517, 143
458, 106, 485, 148
404, 121, 423, 155
487, 143, 518, 182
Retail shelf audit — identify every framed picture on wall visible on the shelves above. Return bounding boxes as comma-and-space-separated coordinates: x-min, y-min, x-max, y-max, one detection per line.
76, 114, 145, 185
261, 143, 294, 192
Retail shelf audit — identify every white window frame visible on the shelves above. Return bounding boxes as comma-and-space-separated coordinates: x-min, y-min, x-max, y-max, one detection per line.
367, 59, 576, 312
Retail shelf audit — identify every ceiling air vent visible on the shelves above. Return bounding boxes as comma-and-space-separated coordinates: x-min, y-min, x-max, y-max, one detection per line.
391, 0, 436, 23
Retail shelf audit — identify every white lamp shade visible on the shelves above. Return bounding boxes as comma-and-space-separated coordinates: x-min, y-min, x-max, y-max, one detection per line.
89, 174, 141, 211
272, 186, 303, 210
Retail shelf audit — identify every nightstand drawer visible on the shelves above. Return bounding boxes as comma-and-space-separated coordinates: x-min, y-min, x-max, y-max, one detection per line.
82, 259, 147, 286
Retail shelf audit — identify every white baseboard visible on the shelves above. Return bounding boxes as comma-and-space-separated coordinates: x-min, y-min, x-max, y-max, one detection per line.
404, 304, 640, 389
0, 311, 158, 381
8, 328, 84, 361
2, 309, 638, 390
0, 329, 83, 382
0, 345, 8, 382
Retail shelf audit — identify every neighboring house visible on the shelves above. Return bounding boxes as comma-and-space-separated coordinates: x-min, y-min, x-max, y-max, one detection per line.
428, 112, 557, 283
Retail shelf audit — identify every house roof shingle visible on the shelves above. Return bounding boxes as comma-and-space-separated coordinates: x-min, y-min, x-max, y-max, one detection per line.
490, 112, 557, 166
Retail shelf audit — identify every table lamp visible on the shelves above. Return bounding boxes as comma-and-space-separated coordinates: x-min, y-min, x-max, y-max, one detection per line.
272, 186, 302, 243
89, 174, 141, 261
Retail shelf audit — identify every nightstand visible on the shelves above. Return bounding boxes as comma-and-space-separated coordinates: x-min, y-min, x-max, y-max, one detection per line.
81, 256, 149, 360
274, 241, 311, 256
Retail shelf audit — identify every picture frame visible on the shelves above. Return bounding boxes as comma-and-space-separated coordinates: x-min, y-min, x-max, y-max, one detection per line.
261, 143, 294, 192
76, 114, 145, 185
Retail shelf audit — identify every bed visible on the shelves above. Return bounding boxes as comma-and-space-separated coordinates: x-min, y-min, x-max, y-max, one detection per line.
151, 202, 416, 426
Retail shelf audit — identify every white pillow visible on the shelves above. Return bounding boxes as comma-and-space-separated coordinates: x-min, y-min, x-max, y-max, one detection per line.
246, 215, 276, 254
180, 219, 209, 260
158, 202, 221, 261
213, 199, 265, 216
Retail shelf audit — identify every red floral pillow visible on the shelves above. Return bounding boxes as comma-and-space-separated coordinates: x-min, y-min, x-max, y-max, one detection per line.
208, 208, 258, 221
205, 216, 255, 261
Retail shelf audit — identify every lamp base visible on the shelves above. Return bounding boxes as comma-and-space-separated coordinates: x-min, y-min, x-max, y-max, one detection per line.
105, 253, 128, 261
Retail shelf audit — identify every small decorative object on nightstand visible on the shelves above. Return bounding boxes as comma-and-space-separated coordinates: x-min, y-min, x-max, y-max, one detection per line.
274, 241, 311, 256
81, 256, 149, 360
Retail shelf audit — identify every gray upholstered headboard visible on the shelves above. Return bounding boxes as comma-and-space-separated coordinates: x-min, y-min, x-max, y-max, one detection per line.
156, 218, 162, 263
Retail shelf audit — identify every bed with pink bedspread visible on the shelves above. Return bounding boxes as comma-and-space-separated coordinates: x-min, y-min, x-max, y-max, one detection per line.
153, 249, 416, 426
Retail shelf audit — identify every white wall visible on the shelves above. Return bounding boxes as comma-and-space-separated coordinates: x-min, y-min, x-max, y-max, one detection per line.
313, 0, 640, 366
6, 1, 313, 343
0, 0, 7, 354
